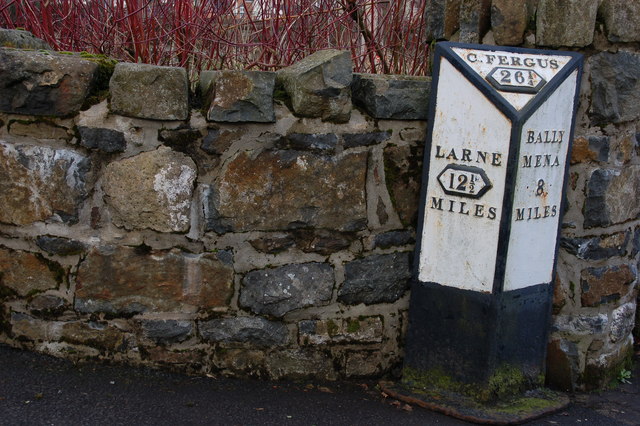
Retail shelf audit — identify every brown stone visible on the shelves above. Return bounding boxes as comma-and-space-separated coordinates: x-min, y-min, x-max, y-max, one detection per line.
425, 0, 462, 41
75, 246, 234, 314
207, 150, 367, 233
265, 349, 336, 380
102, 147, 197, 232
61, 321, 124, 351
0, 247, 63, 297
212, 349, 265, 375
0, 141, 90, 225
600, 0, 640, 43
536, 0, 598, 47
8, 120, 71, 140
580, 264, 636, 307
147, 347, 204, 365
383, 145, 424, 226
491, 0, 527, 45
546, 338, 579, 392
459, 0, 491, 44
345, 351, 383, 377
298, 317, 383, 345
552, 273, 566, 315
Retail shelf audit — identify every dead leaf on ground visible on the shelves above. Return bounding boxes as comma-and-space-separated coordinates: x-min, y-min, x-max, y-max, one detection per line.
402, 404, 413, 412
318, 386, 333, 393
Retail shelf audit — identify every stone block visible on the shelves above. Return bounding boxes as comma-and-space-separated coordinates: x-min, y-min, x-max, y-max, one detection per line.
0, 49, 97, 116
10, 313, 50, 341
265, 349, 336, 380
546, 338, 580, 391
102, 146, 197, 233
0, 141, 90, 225
205, 150, 367, 233
109, 63, 188, 120
78, 126, 126, 153
600, 0, 640, 43
633, 227, 640, 257
158, 128, 202, 150
583, 167, 640, 228
28, 294, 67, 316
61, 321, 124, 351
203, 70, 275, 123
536, 0, 597, 47
75, 246, 233, 314
277, 133, 338, 153
276, 50, 352, 123
342, 131, 391, 148
580, 264, 636, 307
338, 252, 411, 305
352, 74, 430, 120
560, 231, 629, 260
610, 302, 636, 343
249, 235, 296, 254
0, 247, 63, 297
589, 51, 640, 125
0, 29, 51, 50
201, 128, 240, 155
491, 0, 527, 45
425, 0, 461, 40
140, 319, 193, 344
239, 263, 334, 318
8, 120, 71, 140
552, 314, 608, 335
35, 236, 87, 256
147, 347, 204, 366
570, 136, 609, 164
383, 145, 424, 226
373, 230, 415, 249
459, 0, 491, 44
298, 316, 383, 345
199, 316, 288, 346
345, 351, 383, 377
292, 229, 355, 255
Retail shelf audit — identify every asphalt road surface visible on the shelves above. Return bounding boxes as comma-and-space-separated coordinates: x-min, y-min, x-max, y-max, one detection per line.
1, 344, 638, 425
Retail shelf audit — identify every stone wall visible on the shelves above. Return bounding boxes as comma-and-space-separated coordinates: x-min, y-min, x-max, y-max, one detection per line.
0, 0, 639, 390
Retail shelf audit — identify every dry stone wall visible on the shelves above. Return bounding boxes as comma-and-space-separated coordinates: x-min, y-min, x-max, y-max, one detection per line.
0, 3, 639, 391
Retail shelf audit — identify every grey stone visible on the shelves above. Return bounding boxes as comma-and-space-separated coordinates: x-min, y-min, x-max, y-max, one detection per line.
373, 231, 415, 249
276, 50, 352, 123
78, 127, 126, 153
240, 263, 334, 318
610, 302, 636, 343
0, 49, 98, 116
425, 0, 461, 41
28, 294, 67, 315
384, 145, 424, 226
109, 63, 189, 120
158, 128, 201, 150
338, 252, 411, 305
201, 128, 239, 155
491, 0, 527, 45
536, 0, 597, 47
265, 349, 336, 380
141, 319, 193, 344
102, 147, 197, 232
277, 133, 338, 153
584, 167, 640, 228
458, 0, 491, 44
205, 150, 367, 233
0, 141, 90, 225
552, 314, 609, 335
632, 228, 640, 257
560, 231, 629, 260
589, 51, 640, 125
0, 29, 51, 50
342, 131, 391, 148
203, 70, 275, 123
600, 0, 640, 43
352, 74, 430, 120
199, 316, 288, 346
36, 236, 87, 256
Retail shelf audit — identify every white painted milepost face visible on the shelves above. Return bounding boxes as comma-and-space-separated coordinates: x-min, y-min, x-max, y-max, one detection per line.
419, 45, 579, 293
418, 58, 510, 292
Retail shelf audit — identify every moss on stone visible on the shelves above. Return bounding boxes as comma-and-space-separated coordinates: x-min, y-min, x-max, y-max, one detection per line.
326, 319, 339, 337
78, 52, 118, 108
346, 319, 360, 333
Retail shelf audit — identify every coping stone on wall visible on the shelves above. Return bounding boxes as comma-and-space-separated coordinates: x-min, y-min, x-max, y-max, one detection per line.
352, 73, 431, 120
491, 0, 528, 45
0, 29, 52, 50
0, 49, 98, 116
276, 49, 353, 123
202, 70, 276, 123
109, 62, 189, 121
600, 0, 640, 43
536, 0, 598, 47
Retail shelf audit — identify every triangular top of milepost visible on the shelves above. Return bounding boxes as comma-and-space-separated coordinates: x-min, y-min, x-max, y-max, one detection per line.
435, 42, 583, 121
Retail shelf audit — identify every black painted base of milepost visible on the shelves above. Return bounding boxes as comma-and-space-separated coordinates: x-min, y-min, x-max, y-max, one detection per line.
383, 281, 569, 424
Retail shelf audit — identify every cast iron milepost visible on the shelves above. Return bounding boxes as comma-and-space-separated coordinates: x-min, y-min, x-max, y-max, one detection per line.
384, 42, 583, 423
